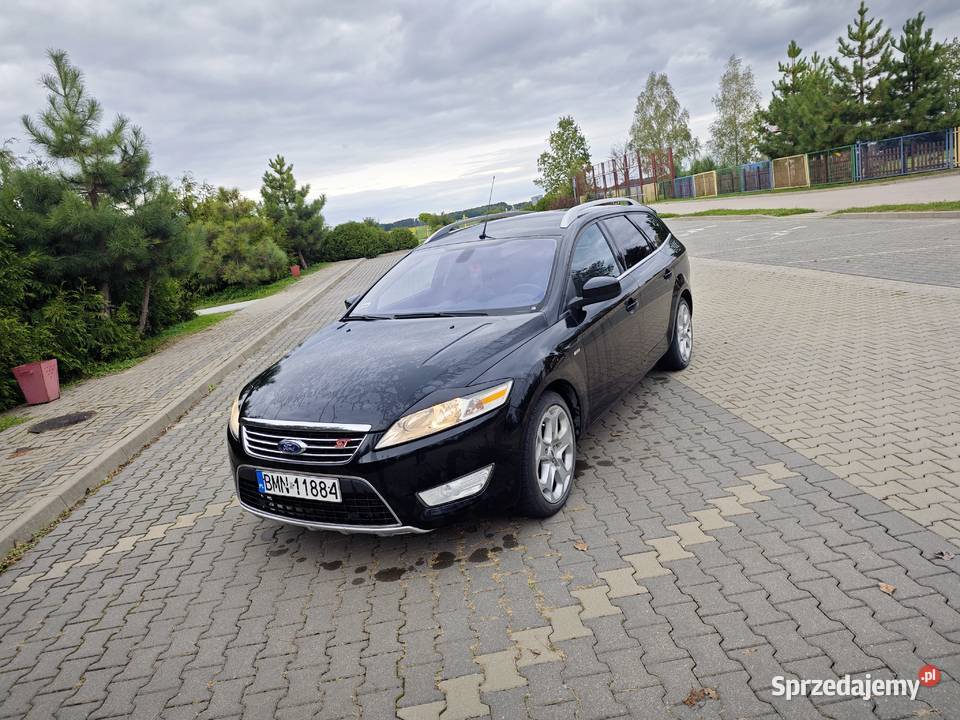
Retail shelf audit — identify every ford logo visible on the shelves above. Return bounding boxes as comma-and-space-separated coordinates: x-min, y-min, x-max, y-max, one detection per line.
277, 438, 307, 455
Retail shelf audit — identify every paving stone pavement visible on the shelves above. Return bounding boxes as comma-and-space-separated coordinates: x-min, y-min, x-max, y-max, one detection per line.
678, 256, 960, 550
0, 258, 364, 553
1, 226, 959, 719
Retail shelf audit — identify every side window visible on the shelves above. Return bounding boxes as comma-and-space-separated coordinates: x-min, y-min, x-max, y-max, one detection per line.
631, 212, 671, 248
569, 224, 620, 296
602, 215, 654, 268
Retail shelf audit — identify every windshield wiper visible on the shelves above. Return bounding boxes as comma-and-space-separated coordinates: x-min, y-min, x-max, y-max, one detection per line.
392, 311, 489, 319
343, 314, 391, 321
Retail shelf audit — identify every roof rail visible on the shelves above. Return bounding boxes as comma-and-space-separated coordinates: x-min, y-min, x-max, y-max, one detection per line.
559, 197, 645, 228
424, 211, 532, 244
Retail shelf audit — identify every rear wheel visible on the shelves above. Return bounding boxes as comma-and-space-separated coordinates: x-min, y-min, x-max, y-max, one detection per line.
659, 297, 693, 370
519, 391, 575, 517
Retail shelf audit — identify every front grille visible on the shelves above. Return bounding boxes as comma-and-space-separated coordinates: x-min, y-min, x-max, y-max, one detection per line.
237, 472, 398, 527
241, 421, 366, 465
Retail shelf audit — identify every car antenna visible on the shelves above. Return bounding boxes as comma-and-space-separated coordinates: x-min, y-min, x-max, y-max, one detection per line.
479, 175, 496, 239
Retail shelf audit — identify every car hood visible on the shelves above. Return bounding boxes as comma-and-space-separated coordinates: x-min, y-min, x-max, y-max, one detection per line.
240, 314, 546, 430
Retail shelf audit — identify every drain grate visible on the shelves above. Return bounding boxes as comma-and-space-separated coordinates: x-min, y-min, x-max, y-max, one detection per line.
28, 411, 97, 434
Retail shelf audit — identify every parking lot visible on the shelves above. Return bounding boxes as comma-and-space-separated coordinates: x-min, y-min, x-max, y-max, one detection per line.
1, 216, 959, 719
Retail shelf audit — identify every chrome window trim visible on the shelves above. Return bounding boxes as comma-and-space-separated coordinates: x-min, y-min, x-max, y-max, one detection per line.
234, 464, 431, 535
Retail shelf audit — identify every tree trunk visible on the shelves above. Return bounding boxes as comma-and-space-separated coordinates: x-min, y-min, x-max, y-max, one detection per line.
138, 275, 153, 336
298, 249, 308, 269
100, 281, 112, 318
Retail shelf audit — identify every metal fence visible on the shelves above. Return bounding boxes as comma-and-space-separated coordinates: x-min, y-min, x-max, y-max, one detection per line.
577, 127, 958, 204
574, 149, 674, 203
807, 146, 855, 185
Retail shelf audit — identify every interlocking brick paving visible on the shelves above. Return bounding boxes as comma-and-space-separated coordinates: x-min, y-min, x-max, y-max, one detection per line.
2, 242, 959, 718
678, 256, 960, 549
0, 258, 363, 552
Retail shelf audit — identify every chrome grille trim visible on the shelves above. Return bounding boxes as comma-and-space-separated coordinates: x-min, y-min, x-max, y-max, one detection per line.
240, 421, 367, 465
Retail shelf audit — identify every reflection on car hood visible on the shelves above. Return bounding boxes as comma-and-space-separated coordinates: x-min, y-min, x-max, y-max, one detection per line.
241, 314, 546, 430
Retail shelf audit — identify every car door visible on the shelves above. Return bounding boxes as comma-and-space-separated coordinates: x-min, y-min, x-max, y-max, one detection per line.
629, 212, 677, 360
565, 222, 628, 410
598, 214, 657, 375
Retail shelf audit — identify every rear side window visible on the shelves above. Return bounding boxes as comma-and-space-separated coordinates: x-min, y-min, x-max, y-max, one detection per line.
602, 215, 654, 268
632, 213, 671, 248
569, 224, 620, 296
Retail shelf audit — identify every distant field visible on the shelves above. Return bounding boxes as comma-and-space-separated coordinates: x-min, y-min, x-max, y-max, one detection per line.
412, 225, 431, 240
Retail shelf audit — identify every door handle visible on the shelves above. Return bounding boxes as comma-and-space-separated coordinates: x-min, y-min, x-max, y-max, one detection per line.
662, 268, 673, 279
625, 297, 639, 314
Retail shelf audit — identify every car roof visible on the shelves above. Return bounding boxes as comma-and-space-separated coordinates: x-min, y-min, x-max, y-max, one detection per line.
424, 204, 656, 246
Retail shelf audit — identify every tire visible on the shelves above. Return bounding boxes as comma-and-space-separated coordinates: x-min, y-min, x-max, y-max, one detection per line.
659, 296, 693, 371
518, 391, 576, 517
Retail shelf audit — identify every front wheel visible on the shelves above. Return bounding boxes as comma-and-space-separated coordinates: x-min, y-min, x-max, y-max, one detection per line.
659, 297, 693, 370
518, 391, 576, 517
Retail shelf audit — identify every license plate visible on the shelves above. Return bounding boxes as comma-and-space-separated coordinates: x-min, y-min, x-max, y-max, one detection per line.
256, 469, 341, 503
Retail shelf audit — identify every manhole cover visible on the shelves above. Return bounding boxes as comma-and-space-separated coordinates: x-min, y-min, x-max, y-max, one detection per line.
28, 411, 97, 434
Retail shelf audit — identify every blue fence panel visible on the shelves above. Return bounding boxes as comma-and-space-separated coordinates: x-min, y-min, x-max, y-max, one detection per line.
674, 175, 695, 198
741, 161, 772, 192
858, 130, 952, 180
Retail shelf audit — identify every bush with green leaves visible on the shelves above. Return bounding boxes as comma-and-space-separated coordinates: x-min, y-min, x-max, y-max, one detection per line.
323, 221, 386, 261
386, 227, 419, 251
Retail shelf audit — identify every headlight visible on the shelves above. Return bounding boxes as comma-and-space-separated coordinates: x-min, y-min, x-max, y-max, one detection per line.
228, 396, 241, 438
376, 381, 513, 450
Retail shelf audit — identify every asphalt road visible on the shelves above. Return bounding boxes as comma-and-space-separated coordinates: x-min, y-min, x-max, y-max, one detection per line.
671, 215, 960, 287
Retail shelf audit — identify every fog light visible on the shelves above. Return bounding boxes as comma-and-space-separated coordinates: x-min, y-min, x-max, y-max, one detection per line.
417, 465, 493, 507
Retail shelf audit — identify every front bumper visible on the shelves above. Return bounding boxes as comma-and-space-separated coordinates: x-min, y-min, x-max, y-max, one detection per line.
227, 410, 523, 534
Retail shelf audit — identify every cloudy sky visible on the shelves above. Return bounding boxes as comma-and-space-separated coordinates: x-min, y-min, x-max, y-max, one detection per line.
2, 1, 958, 224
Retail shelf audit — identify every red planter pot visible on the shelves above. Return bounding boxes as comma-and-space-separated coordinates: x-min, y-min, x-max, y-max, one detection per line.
12, 359, 60, 405
290, 265, 301, 278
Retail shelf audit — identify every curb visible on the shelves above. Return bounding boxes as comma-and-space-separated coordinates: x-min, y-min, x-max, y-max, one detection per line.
0, 258, 363, 556
830, 211, 960, 220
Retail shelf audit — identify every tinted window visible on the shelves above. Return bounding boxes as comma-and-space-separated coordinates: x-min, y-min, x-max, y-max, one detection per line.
632, 213, 671, 248
569, 224, 620, 296
602, 215, 654, 268
353, 236, 557, 315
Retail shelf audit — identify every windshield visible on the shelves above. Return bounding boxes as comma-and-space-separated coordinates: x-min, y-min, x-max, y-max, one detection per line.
350, 236, 558, 317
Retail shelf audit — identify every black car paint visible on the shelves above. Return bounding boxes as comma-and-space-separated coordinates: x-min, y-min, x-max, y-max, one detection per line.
229, 207, 692, 531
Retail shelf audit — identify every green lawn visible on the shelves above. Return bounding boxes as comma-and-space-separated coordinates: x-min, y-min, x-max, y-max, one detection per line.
658, 208, 817, 218
833, 200, 960, 214
411, 225, 431, 241
78, 311, 234, 381
194, 263, 328, 310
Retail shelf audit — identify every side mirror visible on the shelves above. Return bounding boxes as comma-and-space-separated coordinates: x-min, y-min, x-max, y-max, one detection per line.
344, 295, 359, 310
578, 276, 621, 307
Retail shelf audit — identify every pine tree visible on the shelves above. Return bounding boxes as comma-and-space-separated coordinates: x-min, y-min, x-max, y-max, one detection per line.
259, 155, 326, 268
132, 180, 201, 334
535, 116, 591, 198
776, 41, 808, 95
886, 13, 956, 134
758, 47, 845, 157
21, 50, 150, 314
829, 1, 893, 141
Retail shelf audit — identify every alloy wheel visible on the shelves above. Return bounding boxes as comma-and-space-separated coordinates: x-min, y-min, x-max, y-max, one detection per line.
677, 302, 692, 363
534, 403, 574, 503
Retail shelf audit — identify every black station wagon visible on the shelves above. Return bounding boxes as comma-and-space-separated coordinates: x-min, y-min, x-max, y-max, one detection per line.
227, 198, 693, 533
